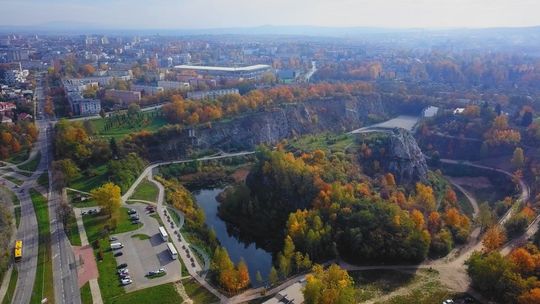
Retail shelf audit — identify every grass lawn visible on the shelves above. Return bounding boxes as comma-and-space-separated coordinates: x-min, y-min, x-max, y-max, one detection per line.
66, 212, 82, 246
349, 269, 417, 302
83, 207, 143, 243
381, 280, 456, 304
131, 233, 150, 240
17, 151, 41, 172
1, 267, 18, 304
453, 186, 475, 218
89, 110, 168, 140
168, 208, 182, 226
80, 282, 93, 304
130, 178, 158, 202
29, 189, 54, 304
6, 149, 30, 164
182, 278, 220, 304
4, 175, 23, 186
70, 164, 109, 193
108, 283, 183, 304
286, 132, 355, 153
37, 172, 49, 189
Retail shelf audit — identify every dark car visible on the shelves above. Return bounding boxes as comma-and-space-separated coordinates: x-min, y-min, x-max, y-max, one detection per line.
114, 252, 123, 257
117, 263, 128, 269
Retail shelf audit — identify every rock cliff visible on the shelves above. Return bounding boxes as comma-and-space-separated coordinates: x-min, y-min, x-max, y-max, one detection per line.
195, 94, 387, 151
385, 128, 429, 184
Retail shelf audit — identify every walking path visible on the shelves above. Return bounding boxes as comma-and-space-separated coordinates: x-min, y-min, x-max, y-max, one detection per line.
74, 208, 103, 304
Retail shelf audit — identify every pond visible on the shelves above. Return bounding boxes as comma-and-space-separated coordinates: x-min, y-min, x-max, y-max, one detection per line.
193, 188, 272, 286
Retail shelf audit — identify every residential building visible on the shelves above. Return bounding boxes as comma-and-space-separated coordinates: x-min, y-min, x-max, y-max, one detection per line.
72, 99, 101, 116
175, 64, 272, 80
105, 89, 141, 105
131, 84, 164, 96
157, 80, 190, 91
187, 88, 239, 100
4, 69, 29, 84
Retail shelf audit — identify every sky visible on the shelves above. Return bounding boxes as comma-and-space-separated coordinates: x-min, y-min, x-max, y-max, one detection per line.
1, 0, 539, 29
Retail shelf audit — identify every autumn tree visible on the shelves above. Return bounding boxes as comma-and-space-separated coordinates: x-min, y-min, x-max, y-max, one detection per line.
509, 248, 535, 274
483, 226, 507, 252
44, 96, 54, 115
303, 264, 355, 304
414, 183, 436, 212
91, 182, 121, 223
519, 288, 540, 304
52, 159, 80, 188
268, 266, 279, 286
512, 147, 525, 169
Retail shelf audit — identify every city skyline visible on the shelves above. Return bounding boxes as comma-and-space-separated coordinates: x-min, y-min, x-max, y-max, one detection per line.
1, 0, 540, 30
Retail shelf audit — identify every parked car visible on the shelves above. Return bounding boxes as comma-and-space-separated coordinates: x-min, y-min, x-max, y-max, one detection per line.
109, 236, 118, 241
127, 209, 137, 215
114, 252, 123, 257
120, 278, 132, 285
131, 219, 140, 224
129, 213, 139, 220
117, 263, 128, 269
117, 268, 129, 275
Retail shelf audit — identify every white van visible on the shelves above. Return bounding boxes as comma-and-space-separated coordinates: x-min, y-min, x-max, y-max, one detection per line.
110, 242, 123, 250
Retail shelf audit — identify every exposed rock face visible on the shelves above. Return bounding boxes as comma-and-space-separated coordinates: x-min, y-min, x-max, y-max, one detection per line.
381, 128, 428, 184
196, 95, 387, 151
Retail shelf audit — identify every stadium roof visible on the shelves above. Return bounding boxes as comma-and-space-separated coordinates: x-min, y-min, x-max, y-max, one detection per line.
174, 64, 271, 72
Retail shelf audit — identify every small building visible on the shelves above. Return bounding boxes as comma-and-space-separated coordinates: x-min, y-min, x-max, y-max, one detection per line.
0, 102, 17, 113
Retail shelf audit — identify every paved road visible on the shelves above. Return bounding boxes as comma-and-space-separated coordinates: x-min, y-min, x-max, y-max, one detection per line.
38, 73, 81, 304
9, 73, 81, 304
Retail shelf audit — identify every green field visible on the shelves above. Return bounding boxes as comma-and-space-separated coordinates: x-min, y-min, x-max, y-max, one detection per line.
349, 269, 418, 302
37, 172, 49, 188
80, 282, 93, 304
82, 207, 143, 243
131, 233, 150, 240
88, 110, 168, 140
286, 132, 355, 153
5, 149, 30, 164
108, 283, 183, 304
183, 278, 220, 304
4, 175, 23, 186
70, 164, 108, 193
130, 178, 158, 202
453, 186, 475, 218
66, 211, 82, 246
29, 189, 54, 304
17, 151, 41, 172
1, 267, 18, 304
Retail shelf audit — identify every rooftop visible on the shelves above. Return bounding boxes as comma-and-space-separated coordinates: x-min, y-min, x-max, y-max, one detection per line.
174, 64, 271, 72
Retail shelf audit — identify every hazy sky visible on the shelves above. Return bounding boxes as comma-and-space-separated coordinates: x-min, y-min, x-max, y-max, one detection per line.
2, 0, 539, 29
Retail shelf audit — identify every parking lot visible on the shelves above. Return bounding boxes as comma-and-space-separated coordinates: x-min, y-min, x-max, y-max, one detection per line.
109, 202, 183, 291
